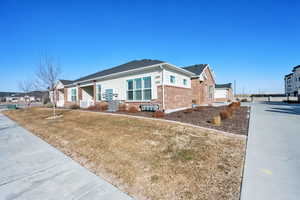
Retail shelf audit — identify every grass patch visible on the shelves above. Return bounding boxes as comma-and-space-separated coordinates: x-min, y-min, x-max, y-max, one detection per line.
3, 107, 246, 200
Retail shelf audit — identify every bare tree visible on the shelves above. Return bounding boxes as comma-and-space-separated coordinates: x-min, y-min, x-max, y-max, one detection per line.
18, 80, 33, 107
35, 55, 61, 118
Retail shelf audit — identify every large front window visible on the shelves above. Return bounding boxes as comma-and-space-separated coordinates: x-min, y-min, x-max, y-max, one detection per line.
127, 76, 151, 101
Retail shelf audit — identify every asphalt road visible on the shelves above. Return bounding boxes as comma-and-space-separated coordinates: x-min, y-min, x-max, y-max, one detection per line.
241, 102, 300, 200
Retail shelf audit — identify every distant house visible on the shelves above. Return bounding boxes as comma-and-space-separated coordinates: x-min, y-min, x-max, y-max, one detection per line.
52, 59, 216, 112
1, 91, 46, 103
214, 83, 233, 102
285, 65, 300, 97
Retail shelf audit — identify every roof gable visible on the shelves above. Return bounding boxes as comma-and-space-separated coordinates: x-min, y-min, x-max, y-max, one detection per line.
59, 80, 73, 85
74, 59, 164, 83
215, 83, 232, 89
182, 64, 208, 75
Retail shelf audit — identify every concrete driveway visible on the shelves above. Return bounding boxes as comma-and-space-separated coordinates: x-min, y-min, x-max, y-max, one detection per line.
0, 113, 133, 200
241, 102, 300, 200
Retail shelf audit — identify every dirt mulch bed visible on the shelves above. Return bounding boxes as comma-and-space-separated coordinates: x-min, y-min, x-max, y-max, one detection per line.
4, 108, 246, 200
116, 106, 250, 136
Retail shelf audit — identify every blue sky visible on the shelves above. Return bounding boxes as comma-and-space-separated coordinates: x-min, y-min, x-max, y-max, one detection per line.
1, 0, 299, 93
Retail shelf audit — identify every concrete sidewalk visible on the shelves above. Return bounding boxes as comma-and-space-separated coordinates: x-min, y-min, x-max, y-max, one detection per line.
0, 113, 133, 200
241, 102, 300, 200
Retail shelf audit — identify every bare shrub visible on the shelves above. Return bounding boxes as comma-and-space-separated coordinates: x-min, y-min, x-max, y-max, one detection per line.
87, 105, 98, 111
68, 104, 80, 109
183, 108, 193, 113
152, 110, 165, 118
99, 102, 108, 111
118, 103, 127, 112
211, 115, 221, 126
128, 106, 139, 113
220, 110, 230, 120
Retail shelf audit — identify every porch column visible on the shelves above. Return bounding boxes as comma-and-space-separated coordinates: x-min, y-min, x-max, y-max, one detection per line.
93, 81, 97, 102
77, 85, 82, 105
64, 88, 68, 102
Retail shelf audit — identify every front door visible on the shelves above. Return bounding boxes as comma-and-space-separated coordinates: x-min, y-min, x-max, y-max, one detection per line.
105, 89, 113, 101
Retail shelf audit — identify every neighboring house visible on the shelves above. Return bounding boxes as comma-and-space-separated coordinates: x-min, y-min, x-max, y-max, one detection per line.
2, 91, 46, 103
53, 59, 216, 112
183, 64, 215, 105
214, 83, 233, 102
285, 65, 300, 97
50, 80, 73, 107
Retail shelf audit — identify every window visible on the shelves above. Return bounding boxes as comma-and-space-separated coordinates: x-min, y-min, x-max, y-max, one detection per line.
183, 79, 187, 86
143, 77, 151, 100
127, 80, 134, 100
134, 78, 142, 100
71, 88, 77, 102
96, 85, 101, 101
208, 86, 214, 99
127, 76, 151, 101
170, 75, 175, 84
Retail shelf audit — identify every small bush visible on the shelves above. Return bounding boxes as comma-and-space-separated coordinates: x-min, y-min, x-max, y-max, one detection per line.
241, 98, 248, 102
69, 104, 80, 109
118, 103, 127, 112
220, 109, 231, 120
211, 115, 221, 126
152, 110, 165, 118
194, 106, 205, 111
228, 102, 240, 110
128, 106, 139, 113
99, 102, 108, 111
183, 108, 193, 113
87, 105, 98, 111
44, 103, 54, 108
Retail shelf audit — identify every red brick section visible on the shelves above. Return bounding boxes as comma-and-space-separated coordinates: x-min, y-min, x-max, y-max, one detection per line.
93, 82, 96, 102
158, 85, 192, 110
64, 88, 68, 102
77, 86, 82, 104
191, 67, 215, 105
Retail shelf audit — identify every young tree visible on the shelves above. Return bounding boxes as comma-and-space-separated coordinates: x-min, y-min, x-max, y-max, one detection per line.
35, 55, 61, 118
18, 80, 33, 108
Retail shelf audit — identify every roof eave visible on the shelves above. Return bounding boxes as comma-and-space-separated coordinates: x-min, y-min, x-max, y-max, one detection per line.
65, 63, 166, 87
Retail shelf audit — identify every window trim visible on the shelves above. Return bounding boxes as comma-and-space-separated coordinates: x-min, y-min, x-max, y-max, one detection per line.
170, 75, 175, 84
70, 88, 77, 102
126, 76, 152, 101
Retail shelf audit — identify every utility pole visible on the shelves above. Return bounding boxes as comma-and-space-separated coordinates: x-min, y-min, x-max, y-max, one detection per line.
234, 80, 236, 97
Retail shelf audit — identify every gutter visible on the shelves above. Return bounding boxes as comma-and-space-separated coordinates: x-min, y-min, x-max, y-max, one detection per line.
65, 62, 196, 88
160, 65, 165, 111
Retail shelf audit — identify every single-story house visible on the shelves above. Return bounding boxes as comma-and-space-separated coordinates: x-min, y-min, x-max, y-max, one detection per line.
214, 83, 234, 102
52, 59, 215, 113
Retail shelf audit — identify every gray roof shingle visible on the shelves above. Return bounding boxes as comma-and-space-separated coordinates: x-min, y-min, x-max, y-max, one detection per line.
182, 64, 208, 75
74, 59, 164, 83
215, 83, 232, 89
59, 80, 74, 85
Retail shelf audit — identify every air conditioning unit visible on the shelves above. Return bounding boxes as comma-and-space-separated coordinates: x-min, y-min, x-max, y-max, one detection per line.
140, 104, 159, 112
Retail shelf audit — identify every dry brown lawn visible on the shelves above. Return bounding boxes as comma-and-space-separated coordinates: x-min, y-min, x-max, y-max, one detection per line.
3, 108, 246, 200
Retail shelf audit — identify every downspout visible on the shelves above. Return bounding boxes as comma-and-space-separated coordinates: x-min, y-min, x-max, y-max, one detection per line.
160, 65, 165, 111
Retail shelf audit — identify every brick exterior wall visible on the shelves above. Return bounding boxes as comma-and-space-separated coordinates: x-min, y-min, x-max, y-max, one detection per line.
191, 67, 215, 105
158, 85, 192, 110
